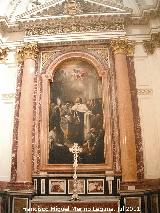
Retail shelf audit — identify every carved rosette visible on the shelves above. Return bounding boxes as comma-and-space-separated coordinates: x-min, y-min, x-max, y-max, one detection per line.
0, 47, 9, 63
17, 43, 39, 63
110, 39, 135, 56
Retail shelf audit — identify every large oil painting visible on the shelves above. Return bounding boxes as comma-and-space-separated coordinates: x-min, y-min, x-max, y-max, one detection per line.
48, 59, 105, 164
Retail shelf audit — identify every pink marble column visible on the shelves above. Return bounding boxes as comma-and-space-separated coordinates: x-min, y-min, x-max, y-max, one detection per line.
16, 43, 39, 182
111, 40, 137, 182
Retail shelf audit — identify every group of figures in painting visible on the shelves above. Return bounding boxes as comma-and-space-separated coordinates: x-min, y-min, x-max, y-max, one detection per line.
48, 59, 105, 164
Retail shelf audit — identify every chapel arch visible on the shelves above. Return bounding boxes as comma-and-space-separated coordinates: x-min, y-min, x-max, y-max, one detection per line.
43, 51, 109, 79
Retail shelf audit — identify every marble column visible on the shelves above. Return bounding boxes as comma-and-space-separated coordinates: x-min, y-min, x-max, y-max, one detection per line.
111, 40, 137, 182
16, 43, 39, 182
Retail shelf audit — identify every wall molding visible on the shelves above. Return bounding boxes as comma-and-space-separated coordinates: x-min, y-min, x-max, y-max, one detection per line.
137, 88, 153, 96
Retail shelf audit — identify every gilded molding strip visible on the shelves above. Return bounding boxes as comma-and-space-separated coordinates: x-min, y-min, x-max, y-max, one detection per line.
32, 58, 41, 174
33, 44, 118, 174
26, 22, 124, 36
11, 63, 23, 182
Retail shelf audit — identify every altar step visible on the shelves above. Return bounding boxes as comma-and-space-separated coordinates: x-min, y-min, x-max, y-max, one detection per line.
30, 196, 120, 213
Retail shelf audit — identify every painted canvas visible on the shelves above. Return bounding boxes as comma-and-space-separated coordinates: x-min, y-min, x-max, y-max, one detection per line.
87, 179, 104, 194
48, 59, 105, 164
49, 179, 66, 194
12, 198, 28, 213
68, 179, 85, 194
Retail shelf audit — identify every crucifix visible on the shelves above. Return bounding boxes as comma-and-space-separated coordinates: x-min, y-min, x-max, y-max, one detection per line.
69, 143, 82, 201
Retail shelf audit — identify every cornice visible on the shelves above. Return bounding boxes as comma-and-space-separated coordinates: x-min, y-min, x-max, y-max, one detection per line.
0, 1, 159, 34
0, 0, 131, 34
0, 13, 127, 34
0, 17, 10, 31
8, 0, 22, 20
25, 15, 126, 37
15, 0, 131, 20
126, 1, 160, 25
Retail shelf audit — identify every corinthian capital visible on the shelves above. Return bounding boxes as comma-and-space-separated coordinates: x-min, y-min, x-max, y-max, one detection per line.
110, 39, 135, 56
143, 40, 155, 55
17, 43, 39, 63
143, 32, 160, 55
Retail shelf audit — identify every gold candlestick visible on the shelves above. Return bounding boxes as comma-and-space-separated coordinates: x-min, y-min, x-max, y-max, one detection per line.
69, 143, 82, 201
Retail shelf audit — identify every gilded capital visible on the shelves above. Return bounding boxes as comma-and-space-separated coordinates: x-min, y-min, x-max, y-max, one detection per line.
143, 40, 155, 55
0, 47, 9, 63
143, 32, 160, 55
110, 39, 135, 56
17, 43, 39, 63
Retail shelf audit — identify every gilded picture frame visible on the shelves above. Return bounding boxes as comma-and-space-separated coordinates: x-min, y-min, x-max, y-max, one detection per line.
40, 52, 113, 173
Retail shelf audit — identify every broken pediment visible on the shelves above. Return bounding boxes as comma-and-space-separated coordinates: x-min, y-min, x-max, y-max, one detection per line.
16, 0, 132, 20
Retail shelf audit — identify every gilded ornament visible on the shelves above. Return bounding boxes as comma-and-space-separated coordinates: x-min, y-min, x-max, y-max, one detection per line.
143, 40, 155, 55
17, 43, 39, 63
41, 52, 54, 66
93, 48, 108, 60
0, 47, 9, 63
152, 33, 160, 47
63, 0, 82, 15
143, 32, 160, 55
26, 22, 124, 36
88, 48, 109, 66
110, 39, 135, 56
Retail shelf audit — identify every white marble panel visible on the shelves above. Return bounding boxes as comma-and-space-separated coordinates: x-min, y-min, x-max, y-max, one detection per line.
0, 63, 17, 181
0, 101, 15, 181
135, 46, 160, 179
134, 57, 152, 86
138, 98, 160, 179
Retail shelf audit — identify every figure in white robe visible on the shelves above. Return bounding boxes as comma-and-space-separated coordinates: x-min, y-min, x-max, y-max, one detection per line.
71, 97, 91, 145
